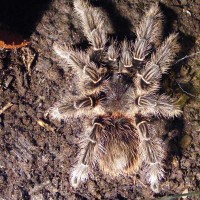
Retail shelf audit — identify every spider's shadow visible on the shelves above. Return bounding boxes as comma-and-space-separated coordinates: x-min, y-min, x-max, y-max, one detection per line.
91, 0, 135, 40
160, 4, 196, 158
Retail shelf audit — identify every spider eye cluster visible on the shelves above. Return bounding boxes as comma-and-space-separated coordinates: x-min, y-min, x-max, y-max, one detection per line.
48, 0, 182, 193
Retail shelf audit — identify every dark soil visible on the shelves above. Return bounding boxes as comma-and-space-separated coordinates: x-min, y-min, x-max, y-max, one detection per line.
0, 0, 200, 199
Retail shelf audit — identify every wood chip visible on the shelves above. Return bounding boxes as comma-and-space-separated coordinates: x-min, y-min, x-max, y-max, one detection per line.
21, 47, 36, 75
0, 102, 13, 115
37, 119, 55, 133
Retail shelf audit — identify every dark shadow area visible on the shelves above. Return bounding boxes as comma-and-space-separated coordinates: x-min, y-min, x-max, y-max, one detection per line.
160, 4, 196, 110
166, 117, 185, 156
156, 4, 196, 175
175, 32, 196, 71
117, 194, 127, 200
0, 0, 52, 38
160, 3, 196, 71
91, 0, 135, 40
159, 3, 178, 36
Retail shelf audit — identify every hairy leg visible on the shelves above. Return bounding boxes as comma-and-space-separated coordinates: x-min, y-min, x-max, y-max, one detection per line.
133, 3, 163, 61
48, 92, 106, 120
137, 121, 165, 193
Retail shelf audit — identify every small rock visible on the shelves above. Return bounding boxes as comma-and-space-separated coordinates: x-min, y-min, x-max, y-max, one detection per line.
182, 159, 191, 168
22, 116, 31, 126
182, 188, 189, 199
0, 175, 4, 185
176, 170, 183, 182
184, 176, 191, 185
31, 193, 44, 200
180, 66, 190, 77
180, 135, 192, 149
172, 156, 179, 168
180, 0, 188, 6
10, 104, 18, 112
4, 76, 14, 88
87, 181, 101, 199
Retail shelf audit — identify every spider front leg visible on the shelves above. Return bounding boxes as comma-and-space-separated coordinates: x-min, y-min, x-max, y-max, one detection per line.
134, 33, 179, 96
137, 121, 165, 193
53, 43, 109, 93
74, 0, 107, 51
133, 3, 163, 61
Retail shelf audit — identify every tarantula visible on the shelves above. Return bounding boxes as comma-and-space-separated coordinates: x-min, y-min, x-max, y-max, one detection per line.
48, 0, 182, 193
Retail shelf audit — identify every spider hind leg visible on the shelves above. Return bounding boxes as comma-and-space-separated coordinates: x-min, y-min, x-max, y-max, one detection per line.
137, 121, 165, 193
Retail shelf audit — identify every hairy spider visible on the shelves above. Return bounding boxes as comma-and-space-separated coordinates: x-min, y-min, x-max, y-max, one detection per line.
48, 0, 182, 193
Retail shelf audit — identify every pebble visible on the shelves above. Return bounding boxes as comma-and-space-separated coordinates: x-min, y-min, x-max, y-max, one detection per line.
31, 193, 44, 200
10, 104, 18, 112
4, 76, 13, 88
180, 0, 188, 6
172, 156, 179, 168
180, 134, 192, 149
22, 116, 31, 126
182, 159, 191, 168
87, 181, 101, 199
176, 170, 183, 182
182, 188, 189, 199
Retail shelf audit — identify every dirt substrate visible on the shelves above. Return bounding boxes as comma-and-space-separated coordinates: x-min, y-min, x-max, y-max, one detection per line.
0, 0, 200, 199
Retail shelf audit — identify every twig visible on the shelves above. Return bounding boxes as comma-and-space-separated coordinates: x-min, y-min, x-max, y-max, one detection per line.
37, 119, 55, 133
174, 51, 200, 65
0, 102, 13, 115
176, 80, 200, 100
156, 190, 200, 200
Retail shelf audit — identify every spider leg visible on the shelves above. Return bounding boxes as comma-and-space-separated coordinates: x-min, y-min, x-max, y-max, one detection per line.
54, 0, 110, 92
53, 44, 89, 74
128, 34, 179, 97
74, 0, 107, 51
150, 33, 180, 74
133, 3, 163, 61
134, 62, 162, 96
134, 94, 182, 118
137, 121, 165, 193
54, 44, 109, 93
71, 121, 98, 188
48, 92, 106, 120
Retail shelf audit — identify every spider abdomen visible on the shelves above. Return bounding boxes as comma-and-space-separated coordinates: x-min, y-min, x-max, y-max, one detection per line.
94, 114, 140, 176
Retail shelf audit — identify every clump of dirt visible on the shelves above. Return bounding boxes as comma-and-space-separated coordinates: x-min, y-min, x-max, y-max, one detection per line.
0, 0, 199, 199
